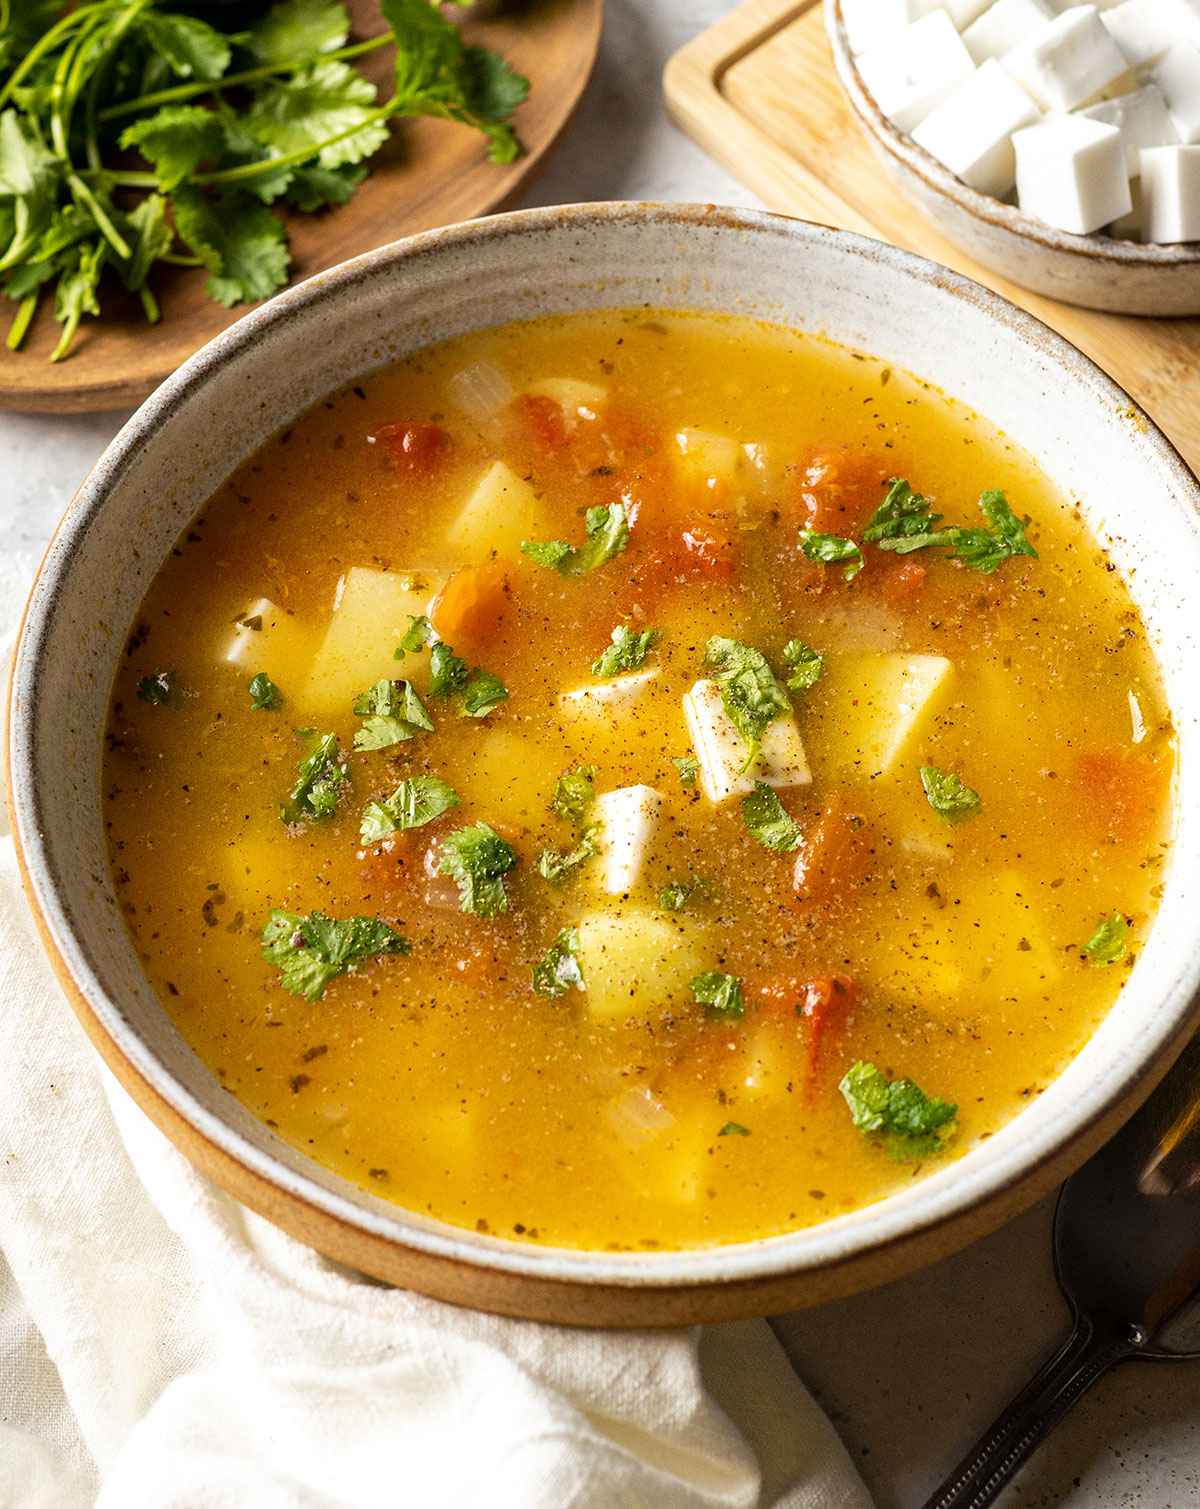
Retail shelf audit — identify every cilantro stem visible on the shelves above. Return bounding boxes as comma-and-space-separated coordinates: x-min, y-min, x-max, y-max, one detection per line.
67, 172, 131, 259
0, 1, 108, 109
100, 170, 160, 189
5, 293, 37, 351
95, 35, 394, 122
194, 103, 396, 185
139, 285, 158, 324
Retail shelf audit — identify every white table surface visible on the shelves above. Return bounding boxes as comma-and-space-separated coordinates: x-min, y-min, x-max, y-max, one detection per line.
3, 4, 1199, 1505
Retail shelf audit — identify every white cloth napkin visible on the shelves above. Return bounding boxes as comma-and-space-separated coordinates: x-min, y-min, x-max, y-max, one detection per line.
0, 551, 872, 1509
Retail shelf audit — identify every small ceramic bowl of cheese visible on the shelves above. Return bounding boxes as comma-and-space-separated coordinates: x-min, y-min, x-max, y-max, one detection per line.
826, 0, 1200, 315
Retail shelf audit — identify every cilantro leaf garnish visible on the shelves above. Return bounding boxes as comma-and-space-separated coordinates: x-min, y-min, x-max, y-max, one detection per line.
248, 671, 282, 711
839, 1061, 958, 1161
352, 678, 433, 751
550, 765, 596, 824
428, 640, 469, 696
136, 670, 174, 706
690, 971, 745, 1020
261, 907, 409, 1001
395, 613, 434, 656
659, 876, 708, 912
592, 624, 659, 678
951, 490, 1038, 574
531, 927, 585, 998
862, 478, 943, 546
864, 480, 1037, 574
782, 639, 823, 693
718, 1122, 750, 1137
672, 755, 699, 789
920, 765, 982, 824
799, 531, 864, 581
281, 731, 349, 824
244, 0, 351, 65
461, 668, 508, 719
705, 635, 790, 769
1082, 911, 1129, 966
359, 774, 460, 846
438, 821, 518, 916
521, 502, 631, 576
537, 828, 598, 884
741, 781, 804, 853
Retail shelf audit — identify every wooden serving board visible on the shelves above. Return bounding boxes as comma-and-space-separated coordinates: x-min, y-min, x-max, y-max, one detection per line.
664, 0, 1200, 475
0, 0, 602, 414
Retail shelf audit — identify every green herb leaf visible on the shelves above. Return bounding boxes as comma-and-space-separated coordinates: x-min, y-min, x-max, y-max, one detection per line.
782, 639, 823, 693
461, 668, 508, 719
839, 1060, 958, 1161
536, 827, 597, 884
718, 1121, 750, 1137
248, 671, 282, 711
659, 876, 708, 912
244, 60, 388, 170
522, 502, 630, 576
704, 635, 790, 768
1082, 911, 1129, 966
550, 765, 596, 824
281, 731, 348, 824
283, 160, 366, 212
244, 0, 351, 65
261, 907, 409, 1001
672, 754, 699, 789
172, 186, 290, 307
395, 613, 434, 656
428, 640, 469, 696
799, 531, 864, 581
863, 478, 942, 545
119, 194, 173, 296
741, 781, 804, 853
352, 678, 433, 751
120, 106, 226, 192
438, 821, 518, 916
591, 624, 659, 678
137, 13, 232, 83
952, 490, 1038, 574
359, 774, 459, 845
919, 765, 981, 824
531, 927, 585, 997
136, 670, 174, 706
865, 480, 1037, 574
690, 971, 744, 1020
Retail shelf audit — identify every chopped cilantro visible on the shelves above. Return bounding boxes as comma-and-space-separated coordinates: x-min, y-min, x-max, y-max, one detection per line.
136, 671, 174, 705
281, 732, 348, 825
691, 971, 745, 1020
394, 613, 433, 656
521, 502, 630, 576
705, 636, 790, 768
438, 822, 518, 916
537, 829, 598, 884
672, 754, 699, 789
352, 678, 433, 751
261, 908, 409, 1001
799, 531, 864, 581
1082, 911, 1129, 966
741, 781, 804, 853
863, 478, 943, 547
550, 765, 596, 824
718, 1122, 750, 1137
428, 641, 469, 696
248, 671, 282, 711
920, 765, 982, 824
952, 490, 1038, 573
839, 1060, 958, 1161
592, 624, 659, 678
659, 876, 708, 912
531, 927, 585, 998
782, 640, 823, 693
359, 775, 460, 845
461, 668, 508, 719
865, 479, 1037, 574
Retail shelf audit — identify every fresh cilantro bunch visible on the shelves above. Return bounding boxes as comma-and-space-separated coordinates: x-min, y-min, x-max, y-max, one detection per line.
0, 0, 529, 360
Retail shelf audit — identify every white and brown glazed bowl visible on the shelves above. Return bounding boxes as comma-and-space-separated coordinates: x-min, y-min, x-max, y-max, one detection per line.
8, 202, 1200, 1325
825, 0, 1200, 316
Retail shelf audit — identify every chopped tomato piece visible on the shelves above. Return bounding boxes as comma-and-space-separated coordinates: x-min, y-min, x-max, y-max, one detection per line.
793, 793, 875, 902
431, 562, 510, 648
355, 834, 421, 907
679, 526, 736, 580
792, 447, 890, 535
1074, 748, 1169, 846
371, 421, 448, 473
512, 392, 570, 452
756, 973, 859, 1076
876, 557, 928, 606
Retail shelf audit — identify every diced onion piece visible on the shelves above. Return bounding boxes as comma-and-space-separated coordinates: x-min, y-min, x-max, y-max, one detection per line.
603, 1086, 676, 1149
1128, 689, 1148, 744
447, 362, 512, 423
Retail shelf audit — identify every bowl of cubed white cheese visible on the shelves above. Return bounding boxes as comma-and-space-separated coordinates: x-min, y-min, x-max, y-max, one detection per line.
826, 0, 1200, 314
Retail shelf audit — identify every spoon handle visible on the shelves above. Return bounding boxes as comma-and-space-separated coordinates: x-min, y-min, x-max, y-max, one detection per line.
918, 1315, 1138, 1509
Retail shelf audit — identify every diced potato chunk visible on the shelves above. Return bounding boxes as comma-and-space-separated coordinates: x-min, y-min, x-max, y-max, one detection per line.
558, 670, 660, 728
445, 460, 544, 564
574, 907, 704, 1022
460, 727, 552, 830
673, 427, 767, 491
819, 654, 954, 779
301, 567, 439, 718
593, 785, 663, 896
524, 378, 607, 416
222, 597, 313, 683
683, 679, 811, 804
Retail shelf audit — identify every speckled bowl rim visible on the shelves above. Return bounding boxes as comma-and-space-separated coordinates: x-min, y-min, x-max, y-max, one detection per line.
9, 201, 1200, 1299
826, 0, 1200, 272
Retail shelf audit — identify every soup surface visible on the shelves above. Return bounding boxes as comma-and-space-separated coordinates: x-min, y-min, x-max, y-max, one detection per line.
103, 310, 1174, 1251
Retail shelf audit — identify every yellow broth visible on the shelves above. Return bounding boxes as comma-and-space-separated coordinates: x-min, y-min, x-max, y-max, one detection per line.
102, 311, 1174, 1251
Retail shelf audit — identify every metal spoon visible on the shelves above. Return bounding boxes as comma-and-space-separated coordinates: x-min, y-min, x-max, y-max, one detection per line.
921, 1030, 1200, 1509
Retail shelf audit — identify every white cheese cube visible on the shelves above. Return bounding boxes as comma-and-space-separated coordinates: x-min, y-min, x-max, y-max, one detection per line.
574, 908, 704, 1023
1141, 143, 1200, 238
445, 460, 544, 564
842, 0, 931, 57
1108, 175, 1147, 237
1102, 0, 1196, 68
820, 654, 955, 778
1081, 84, 1179, 174
964, 0, 1052, 65
856, 13, 977, 134
683, 679, 811, 805
222, 597, 311, 683
1002, 9, 1130, 112
302, 567, 439, 716
1154, 41, 1200, 143
523, 378, 607, 419
558, 669, 660, 728
1014, 116, 1132, 232
593, 786, 664, 896
913, 59, 1041, 196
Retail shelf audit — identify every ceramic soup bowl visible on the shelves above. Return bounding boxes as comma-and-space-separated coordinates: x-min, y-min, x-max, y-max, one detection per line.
9, 203, 1200, 1326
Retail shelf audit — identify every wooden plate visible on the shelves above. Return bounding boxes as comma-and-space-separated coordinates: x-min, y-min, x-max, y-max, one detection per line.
0, 0, 602, 414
